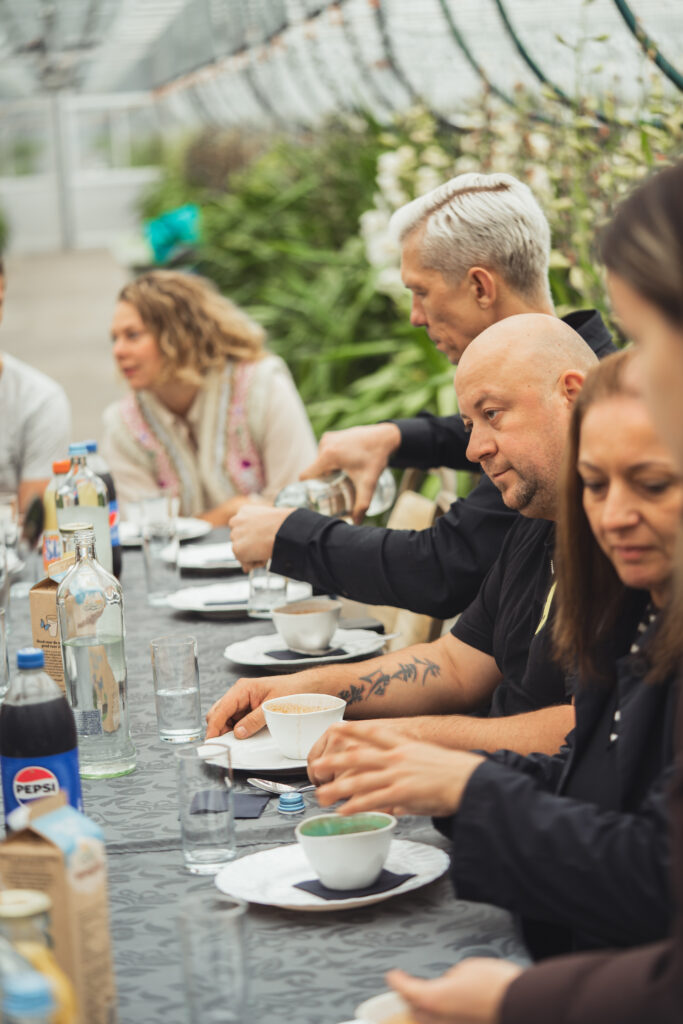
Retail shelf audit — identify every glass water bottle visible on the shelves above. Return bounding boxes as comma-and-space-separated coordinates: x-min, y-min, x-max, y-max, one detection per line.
56, 526, 136, 778
274, 468, 396, 518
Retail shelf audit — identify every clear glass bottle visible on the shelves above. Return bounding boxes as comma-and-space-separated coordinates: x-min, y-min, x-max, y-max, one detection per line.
56, 445, 112, 574
56, 526, 136, 778
274, 468, 396, 518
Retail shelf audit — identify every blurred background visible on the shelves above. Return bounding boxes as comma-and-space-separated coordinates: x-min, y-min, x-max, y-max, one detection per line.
0, 0, 681, 448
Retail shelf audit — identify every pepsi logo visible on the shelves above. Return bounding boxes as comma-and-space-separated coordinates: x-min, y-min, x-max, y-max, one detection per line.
13, 766, 60, 804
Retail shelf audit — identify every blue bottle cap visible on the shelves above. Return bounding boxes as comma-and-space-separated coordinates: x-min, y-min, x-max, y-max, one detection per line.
2, 970, 55, 1017
83, 440, 98, 453
17, 648, 45, 670
68, 443, 89, 456
277, 791, 305, 814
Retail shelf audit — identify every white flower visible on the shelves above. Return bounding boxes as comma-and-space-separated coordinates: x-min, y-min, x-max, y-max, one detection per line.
528, 132, 551, 160
375, 266, 406, 302
415, 165, 443, 196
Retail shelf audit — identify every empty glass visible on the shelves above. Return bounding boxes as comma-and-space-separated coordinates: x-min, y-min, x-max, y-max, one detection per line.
179, 891, 248, 1024
247, 567, 288, 619
136, 493, 180, 606
0, 609, 8, 700
150, 635, 202, 743
176, 742, 236, 874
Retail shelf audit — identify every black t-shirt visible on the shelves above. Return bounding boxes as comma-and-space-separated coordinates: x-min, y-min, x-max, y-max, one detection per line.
451, 516, 569, 716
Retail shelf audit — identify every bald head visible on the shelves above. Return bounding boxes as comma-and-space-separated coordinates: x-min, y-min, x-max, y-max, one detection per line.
458, 313, 598, 387
457, 314, 598, 520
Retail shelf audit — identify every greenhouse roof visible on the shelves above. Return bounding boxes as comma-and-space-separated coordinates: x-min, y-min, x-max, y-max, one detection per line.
0, 0, 680, 124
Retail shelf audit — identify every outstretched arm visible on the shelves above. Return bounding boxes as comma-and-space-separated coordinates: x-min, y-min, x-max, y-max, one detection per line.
205, 633, 501, 739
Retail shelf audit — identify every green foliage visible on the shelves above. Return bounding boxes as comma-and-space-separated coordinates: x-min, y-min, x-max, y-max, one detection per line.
140, 91, 682, 440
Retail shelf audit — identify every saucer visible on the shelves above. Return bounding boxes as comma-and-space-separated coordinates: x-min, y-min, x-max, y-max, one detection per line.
214, 840, 449, 911
223, 629, 386, 669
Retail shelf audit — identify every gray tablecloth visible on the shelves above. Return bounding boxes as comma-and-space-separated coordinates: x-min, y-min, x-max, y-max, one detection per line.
7, 537, 530, 1024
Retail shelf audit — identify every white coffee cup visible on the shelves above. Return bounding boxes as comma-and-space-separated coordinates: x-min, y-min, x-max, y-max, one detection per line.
262, 693, 346, 760
271, 597, 342, 653
295, 811, 396, 890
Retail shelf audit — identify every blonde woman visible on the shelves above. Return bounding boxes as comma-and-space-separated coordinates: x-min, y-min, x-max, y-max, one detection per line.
102, 270, 316, 525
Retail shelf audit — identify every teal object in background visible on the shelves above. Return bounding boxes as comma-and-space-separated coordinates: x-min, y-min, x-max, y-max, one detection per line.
144, 204, 200, 264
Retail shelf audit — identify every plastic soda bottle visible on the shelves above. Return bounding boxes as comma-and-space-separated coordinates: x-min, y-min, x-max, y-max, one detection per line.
82, 441, 122, 579
0, 649, 82, 823
42, 460, 71, 572
2, 970, 56, 1024
55, 445, 112, 574
56, 525, 135, 778
0, 890, 77, 1024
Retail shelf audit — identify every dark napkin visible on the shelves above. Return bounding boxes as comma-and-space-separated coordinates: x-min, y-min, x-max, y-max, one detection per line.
190, 790, 270, 819
266, 647, 346, 661
294, 868, 416, 901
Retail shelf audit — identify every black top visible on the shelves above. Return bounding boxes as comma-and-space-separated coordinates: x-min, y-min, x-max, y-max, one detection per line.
272, 310, 615, 619
450, 517, 567, 716
437, 600, 677, 959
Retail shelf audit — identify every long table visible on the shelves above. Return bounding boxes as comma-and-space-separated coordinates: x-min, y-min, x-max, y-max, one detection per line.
7, 538, 530, 1024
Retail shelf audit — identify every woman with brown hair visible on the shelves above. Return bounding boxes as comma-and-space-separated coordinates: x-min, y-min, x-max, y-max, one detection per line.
102, 270, 316, 525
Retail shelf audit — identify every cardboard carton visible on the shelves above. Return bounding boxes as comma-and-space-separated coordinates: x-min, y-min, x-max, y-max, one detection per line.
29, 554, 74, 692
0, 793, 117, 1024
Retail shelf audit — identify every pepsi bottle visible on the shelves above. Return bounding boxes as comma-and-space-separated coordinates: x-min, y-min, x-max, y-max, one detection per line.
0, 648, 82, 824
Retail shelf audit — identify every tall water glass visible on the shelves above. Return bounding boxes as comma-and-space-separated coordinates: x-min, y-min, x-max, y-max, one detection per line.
176, 742, 236, 874
150, 635, 202, 743
247, 567, 288, 618
179, 891, 248, 1024
138, 493, 180, 606
0, 608, 8, 700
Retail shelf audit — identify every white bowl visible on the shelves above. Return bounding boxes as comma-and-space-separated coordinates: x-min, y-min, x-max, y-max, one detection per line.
355, 991, 414, 1023
271, 598, 342, 653
295, 812, 396, 890
262, 693, 346, 760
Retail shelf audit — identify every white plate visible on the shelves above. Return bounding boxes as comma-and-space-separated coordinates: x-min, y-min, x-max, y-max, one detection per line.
207, 727, 308, 772
119, 517, 212, 547
165, 579, 312, 617
223, 628, 386, 669
163, 540, 240, 571
214, 839, 449, 911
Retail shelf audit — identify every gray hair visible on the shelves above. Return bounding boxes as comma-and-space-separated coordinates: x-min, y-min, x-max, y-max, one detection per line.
389, 172, 552, 304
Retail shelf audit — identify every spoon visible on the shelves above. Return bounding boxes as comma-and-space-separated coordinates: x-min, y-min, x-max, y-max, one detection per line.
246, 777, 315, 795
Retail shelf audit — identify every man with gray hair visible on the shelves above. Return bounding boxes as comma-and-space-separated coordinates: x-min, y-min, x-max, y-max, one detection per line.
230, 172, 614, 618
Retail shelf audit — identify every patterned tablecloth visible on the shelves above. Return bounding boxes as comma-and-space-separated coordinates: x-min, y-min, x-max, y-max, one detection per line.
7, 535, 530, 1024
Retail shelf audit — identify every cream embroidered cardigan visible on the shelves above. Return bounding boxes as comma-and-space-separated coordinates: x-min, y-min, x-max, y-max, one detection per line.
101, 355, 317, 517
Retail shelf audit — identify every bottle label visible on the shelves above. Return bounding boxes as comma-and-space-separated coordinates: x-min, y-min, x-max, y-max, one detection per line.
1, 749, 83, 819
42, 530, 62, 571
73, 708, 103, 737
109, 498, 120, 548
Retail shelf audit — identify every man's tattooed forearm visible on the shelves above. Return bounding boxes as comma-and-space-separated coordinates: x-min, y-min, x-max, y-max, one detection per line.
337, 655, 441, 705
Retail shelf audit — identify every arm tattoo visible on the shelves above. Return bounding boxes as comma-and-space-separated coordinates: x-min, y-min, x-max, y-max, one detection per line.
337, 654, 441, 705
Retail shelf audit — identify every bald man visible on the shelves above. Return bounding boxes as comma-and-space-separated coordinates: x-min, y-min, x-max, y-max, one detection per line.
207, 315, 597, 758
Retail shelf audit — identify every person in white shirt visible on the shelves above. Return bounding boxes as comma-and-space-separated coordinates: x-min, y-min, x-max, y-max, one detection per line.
0, 257, 72, 513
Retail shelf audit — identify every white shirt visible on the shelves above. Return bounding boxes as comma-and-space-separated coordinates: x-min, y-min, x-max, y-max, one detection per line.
0, 352, 72, 492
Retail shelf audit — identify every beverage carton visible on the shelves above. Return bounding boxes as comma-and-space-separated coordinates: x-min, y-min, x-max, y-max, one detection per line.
0, 793, 117, 1024
29, 553, 75, 692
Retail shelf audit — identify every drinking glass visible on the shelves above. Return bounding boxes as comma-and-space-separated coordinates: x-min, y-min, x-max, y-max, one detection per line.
138, 493, 180, 606
150, 635, 202, 743
176, 742, 236, 874
247, 567, 288, 619
179, 890, 248, 1024
0, 608, 8, 700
